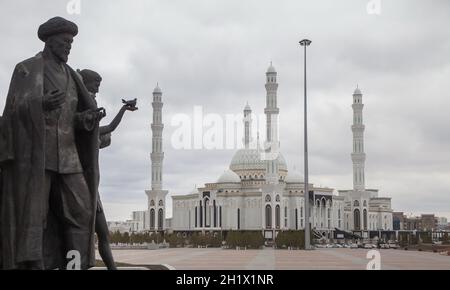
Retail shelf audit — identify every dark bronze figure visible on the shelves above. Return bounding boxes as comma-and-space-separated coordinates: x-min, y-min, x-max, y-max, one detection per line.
0, 17, 103, 269
78, 69, 138, 270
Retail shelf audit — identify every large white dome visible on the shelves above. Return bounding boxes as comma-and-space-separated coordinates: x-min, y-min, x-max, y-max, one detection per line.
285, 171, 304, 183
217, 169, 241, 183
230, 149, 287, 172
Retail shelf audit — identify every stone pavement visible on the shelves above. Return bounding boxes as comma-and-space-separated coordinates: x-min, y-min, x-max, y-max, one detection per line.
99, 248, 450, 270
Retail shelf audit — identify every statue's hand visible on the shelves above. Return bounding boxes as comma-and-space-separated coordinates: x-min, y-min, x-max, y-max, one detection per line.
43, 90, 65, 111
95, 107, 107, 121
124, 106, 138, 112
83, 108, 106, 125
122, 98, 138, 111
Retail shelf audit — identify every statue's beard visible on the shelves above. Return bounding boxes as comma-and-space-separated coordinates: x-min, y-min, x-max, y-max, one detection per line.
50, 47, 69, 63
55, 51, 69, 63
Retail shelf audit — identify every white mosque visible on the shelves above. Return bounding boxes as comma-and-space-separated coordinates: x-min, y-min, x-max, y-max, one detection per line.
128, 63, 393, 240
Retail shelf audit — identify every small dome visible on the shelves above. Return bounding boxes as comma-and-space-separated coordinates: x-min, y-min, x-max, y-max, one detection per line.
244, 102, 251, 111
217, 169, 241, 183
267, 62, 276, 74
285, 171, 304, 183
153, 84, 162, 94
353, 87, 362, 95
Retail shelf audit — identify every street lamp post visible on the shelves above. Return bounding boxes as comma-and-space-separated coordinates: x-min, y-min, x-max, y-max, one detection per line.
300, 39, 312, 250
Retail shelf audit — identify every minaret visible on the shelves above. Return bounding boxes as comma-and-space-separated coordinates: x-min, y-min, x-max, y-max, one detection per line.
261, 63, 283, 234
351, 86, 366, 191
264, 62, 280, 184
243, 102, 252, 149
146, 83, 168, 231
151, 84, 164, 190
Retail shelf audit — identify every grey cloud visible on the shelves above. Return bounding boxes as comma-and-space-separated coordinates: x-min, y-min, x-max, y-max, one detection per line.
1, 0, 449, 220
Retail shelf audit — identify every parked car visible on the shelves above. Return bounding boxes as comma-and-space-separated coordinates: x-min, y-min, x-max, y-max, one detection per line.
388, 243, 399, 249
350, 243, 359, 249
380, 243, 389, 249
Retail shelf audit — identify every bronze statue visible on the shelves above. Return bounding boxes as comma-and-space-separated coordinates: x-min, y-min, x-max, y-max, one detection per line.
0, 17, 103, 269
78, 69, 138, 270
0, 115, 4, 267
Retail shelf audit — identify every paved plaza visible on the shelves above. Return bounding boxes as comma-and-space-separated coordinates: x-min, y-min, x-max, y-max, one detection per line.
99, 248, 450, 270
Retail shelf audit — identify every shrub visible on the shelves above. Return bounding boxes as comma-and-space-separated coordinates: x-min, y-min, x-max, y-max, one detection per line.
398, 232, 409, 247
442, 233, 449, 245
410, 233, 419, 245
275, 231, 305, 249
165, 233, 185, 248
225, 231, 264, 249
189, 233, 223, 248
148, 232, 163, 243
419, 232, 432, 244
123, 232, 130, 244
208, 233, 223, 247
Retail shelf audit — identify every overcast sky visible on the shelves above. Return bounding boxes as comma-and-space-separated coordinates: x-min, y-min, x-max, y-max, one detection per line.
1, 0, 449, 221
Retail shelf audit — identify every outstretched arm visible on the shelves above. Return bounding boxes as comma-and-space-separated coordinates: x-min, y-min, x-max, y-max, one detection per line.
99, 106, 126, 135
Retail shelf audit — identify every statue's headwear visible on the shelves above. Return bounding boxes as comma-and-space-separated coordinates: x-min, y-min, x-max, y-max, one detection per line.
38, 16, 78, 42
79, 69, 102, 83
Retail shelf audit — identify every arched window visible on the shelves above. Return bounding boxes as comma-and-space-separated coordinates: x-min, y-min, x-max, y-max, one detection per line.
158, 208, 164, 229
354, 209, 361, 231
354, 200, 360, 207
265, 195, 271, 202
363, 200, 367, 207
150, 200, 155, 207
205, 199, 210, 227
213, 200, 217, 228
275, 205, 280, 229
265, 205, 272, 229
188, 210, 191, 229
159, 200, 164, 206
150, 208, 155, 229
237, 209, 240, 230
363, 209, 368, 230
284, 206, 288, 228
276, 195, 280, 202
338, 209, 341, 219
199, 200, 203, 228
195, 206, 198, 228
219, 206, 222, 227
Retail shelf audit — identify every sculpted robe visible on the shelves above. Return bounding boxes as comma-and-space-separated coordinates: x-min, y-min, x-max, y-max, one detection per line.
0, 52, 99, 269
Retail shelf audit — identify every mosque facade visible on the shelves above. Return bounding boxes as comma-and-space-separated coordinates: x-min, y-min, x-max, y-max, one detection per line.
134, 63, 393, 239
